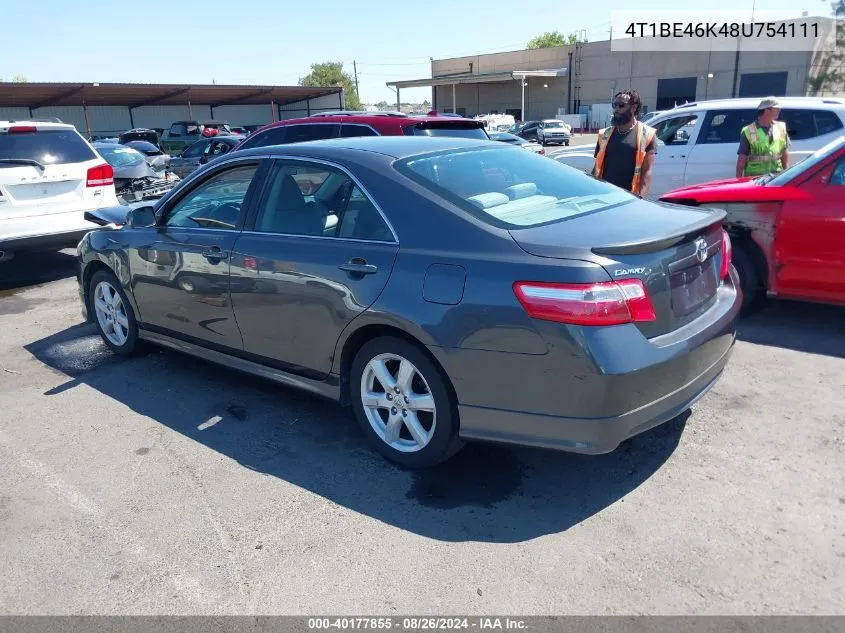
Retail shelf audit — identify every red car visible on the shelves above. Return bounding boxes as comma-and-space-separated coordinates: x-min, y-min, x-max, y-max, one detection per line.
232, 110, 489, 151
659, 135, 845, 311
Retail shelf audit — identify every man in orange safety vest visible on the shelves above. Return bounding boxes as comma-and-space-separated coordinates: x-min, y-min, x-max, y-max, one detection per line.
592, 90, 657, 196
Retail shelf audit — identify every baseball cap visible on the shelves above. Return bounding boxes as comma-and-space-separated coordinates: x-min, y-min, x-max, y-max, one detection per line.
758, 97, 781, 110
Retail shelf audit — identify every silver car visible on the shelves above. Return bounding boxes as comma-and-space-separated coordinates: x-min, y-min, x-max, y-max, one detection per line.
536, 119, 570, 146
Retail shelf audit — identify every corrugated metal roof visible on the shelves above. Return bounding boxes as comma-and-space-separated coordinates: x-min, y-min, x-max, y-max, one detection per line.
0, 82, 342, 108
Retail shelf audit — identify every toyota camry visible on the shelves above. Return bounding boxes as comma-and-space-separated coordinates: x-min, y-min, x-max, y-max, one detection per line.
77, 136, 741, 468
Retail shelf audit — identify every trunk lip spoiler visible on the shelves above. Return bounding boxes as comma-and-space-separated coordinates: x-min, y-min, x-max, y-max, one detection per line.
590, 208, 726, 256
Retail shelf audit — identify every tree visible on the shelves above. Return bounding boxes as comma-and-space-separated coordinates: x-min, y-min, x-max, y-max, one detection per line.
807, 1, 845, 96
298, 61, 361, 110
375, 100, 390, 109
526, 31, 586, 49
12, 74, 27, 82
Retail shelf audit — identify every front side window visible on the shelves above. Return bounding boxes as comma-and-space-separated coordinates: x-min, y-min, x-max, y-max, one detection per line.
182, 140, 209, 159
165, 164, 258, 229
284, 124, 339, 144
168, 123, 186, 136
396, 145, 632, 228
653, 114, 699, 146
254, 161, 392, 241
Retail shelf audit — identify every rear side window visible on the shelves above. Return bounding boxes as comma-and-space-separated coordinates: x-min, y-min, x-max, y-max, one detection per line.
0, 128, 97, 164
779, 108, 844, 140
697, 109, 758, 144
284, 124, 339, 143
340, 124, 379, 138
238, 126, 288, 150
404, 123, 488, 140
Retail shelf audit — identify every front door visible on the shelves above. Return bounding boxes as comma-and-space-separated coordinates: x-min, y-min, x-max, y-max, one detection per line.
775, 153, 845, 303
129, 159, 264, 350
230, 159, 399, 378
649, 111, 701, 197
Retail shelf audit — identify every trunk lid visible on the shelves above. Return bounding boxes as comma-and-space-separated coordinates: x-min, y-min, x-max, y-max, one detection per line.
509, 198, 727, 338
0, 163, 88, 217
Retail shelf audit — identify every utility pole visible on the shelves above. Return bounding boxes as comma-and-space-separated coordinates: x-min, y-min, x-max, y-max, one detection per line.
353, 60, 360, 100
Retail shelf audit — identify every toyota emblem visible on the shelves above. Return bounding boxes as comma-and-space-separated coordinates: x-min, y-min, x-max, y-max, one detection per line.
694, 237, 708, 263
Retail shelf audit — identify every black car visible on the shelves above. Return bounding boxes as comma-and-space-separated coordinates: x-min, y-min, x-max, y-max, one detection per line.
77, 136, 740, 469
516, 120, 540, 141
168, 135, 244, 179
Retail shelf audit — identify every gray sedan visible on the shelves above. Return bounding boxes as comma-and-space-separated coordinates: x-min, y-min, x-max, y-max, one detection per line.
76, 136, 740, 468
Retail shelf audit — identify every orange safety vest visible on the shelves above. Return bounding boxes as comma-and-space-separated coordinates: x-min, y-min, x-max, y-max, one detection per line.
592, 121, 657, 195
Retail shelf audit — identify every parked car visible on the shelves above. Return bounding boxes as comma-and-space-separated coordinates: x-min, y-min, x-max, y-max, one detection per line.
659, 134, 845, 312
160, 120, 233, 155
516, 120, 540, 141
489, 131, 545, 154
555, 97, 845, 197
92, 142, 179, 205
536, 119, 571, 146
77, 136, 740, 468
0, 120, 118, 262
169, 135, 244, 179
233, 111, 489, 151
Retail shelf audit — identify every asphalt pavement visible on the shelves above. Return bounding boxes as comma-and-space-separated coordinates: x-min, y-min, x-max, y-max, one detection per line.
0, 250, 843, 615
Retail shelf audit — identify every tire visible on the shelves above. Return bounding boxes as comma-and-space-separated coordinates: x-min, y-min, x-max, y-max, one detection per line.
88, 269, 143, 356
732, 242, 766, 314
564, 140, 570, 146
350, 336, 464, 469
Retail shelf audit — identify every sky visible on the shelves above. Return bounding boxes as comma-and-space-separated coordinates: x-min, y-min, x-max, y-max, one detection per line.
0, 0, 830, 104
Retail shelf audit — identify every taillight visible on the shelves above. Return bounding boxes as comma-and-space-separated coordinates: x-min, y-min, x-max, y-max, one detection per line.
86, 163, 114, 187
538, 148, 545, 155
8, 125, 37, 134
513, 279, 657, 326
720, 229, 732, 280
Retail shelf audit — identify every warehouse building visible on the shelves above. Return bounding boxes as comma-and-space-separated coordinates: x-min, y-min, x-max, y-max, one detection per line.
388, 16, 842, 123
0, 82, 345, 138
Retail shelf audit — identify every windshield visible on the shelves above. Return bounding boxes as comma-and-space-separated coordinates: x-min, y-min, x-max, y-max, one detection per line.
490, 132, 524, 144
395, 145, 634, 228
544, 121, 564, 128
766, 135, 845, 186
96, 145, 146, 169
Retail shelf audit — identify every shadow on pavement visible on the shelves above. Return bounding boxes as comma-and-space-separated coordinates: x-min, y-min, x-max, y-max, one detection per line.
0, 249, 78, 293
26, 323, 688, 544
737, 299, 845, 358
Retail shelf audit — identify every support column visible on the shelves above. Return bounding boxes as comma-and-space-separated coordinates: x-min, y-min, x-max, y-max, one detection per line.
82, 101, 92, 140
396, 88, 400, 112
521, 77, 525, 122
452, 83, 456, 113
128, 107, 135, 128
270, 100, 277, 121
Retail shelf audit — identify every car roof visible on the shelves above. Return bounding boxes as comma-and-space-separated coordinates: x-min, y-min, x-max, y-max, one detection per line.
668, 97, 845, 111
233, 135, 497, 160
255, 112, 480, 129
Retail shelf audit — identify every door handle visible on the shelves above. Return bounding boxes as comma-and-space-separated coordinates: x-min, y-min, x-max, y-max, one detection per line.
339, 259, 377, 275
202, 246, 229, 261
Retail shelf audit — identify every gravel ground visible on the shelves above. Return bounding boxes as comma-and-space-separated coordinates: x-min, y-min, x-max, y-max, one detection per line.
0, 249, 843, 615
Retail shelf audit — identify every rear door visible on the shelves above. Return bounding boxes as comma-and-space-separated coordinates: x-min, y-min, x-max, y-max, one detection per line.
774, 151, 845, 302
230, 158, 398, 378
0, 124, 116, 236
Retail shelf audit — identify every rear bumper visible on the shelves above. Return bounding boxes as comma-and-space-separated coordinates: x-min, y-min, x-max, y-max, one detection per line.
430, 270, 741, 454
456, 338, 732, 453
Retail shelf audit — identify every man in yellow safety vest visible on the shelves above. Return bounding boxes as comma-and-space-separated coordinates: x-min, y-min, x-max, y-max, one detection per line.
736, 97, 790, 178
592, 90, 657, 196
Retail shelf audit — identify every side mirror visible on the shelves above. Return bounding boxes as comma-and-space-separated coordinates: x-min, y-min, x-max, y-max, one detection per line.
125, 206, 157, 228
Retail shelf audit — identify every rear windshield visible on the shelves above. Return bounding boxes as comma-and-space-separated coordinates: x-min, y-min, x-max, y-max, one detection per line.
96, 145, 146, 169
0, 128, 97, 165
395, 145, 633, 228
404, 123, 489, 140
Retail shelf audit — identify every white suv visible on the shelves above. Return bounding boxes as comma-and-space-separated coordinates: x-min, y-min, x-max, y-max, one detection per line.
1, 121, 119, 262
554, 97, 845, 197
536, 119, 571, 146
